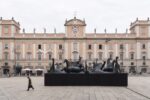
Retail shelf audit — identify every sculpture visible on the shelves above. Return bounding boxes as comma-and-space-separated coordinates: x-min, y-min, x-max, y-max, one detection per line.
61, 59, 84, 73
48, 56, 121, 74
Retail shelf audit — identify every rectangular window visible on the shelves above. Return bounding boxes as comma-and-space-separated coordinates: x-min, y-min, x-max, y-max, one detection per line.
4, 26, 9, 34
88, 52, 92, 60
4, 44, 8, 49
88, 45, 92, 50
131, 62, 134, 65
59, 44, 62, 50
59, 54, 63, 60
120, 44, 124, 50
142, 44, 146, 49
4, 52, 8, 60
143, 62, 146, 65
99, 44, 102, 49
73, 43, 77, 51
143, 56, 146, 60
131, 53, 134, 59
49, 54, 52, 60
109, 52, 113, 59
38, 54, 42, 60
120, 52, 123, 60
38, 45, 41, 49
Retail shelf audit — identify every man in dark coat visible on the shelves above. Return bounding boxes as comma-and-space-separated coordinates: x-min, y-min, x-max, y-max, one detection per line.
27, 76, 34, 91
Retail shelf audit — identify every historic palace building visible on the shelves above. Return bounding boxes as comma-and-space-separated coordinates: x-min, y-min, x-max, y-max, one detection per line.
0, 17, 150, 74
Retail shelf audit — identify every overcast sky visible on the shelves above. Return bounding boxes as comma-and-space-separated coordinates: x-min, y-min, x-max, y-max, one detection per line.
0, 0, 150, 33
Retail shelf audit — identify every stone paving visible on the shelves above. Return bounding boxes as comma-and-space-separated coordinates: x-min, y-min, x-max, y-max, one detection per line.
0, 76, 150, 100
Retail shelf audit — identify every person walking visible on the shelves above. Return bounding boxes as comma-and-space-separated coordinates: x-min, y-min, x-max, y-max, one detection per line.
27, 76, 34, 91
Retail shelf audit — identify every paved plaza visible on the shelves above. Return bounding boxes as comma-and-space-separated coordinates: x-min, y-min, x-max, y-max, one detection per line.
0, 76, 150, 100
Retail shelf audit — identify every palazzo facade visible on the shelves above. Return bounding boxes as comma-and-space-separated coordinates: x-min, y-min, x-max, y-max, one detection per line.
0, 17, 150, 74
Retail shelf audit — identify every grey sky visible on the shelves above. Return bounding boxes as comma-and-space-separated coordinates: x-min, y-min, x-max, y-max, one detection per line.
0, 0, 150, 33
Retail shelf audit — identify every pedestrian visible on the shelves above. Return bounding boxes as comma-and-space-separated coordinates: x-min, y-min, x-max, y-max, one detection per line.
27, 76, 34, 91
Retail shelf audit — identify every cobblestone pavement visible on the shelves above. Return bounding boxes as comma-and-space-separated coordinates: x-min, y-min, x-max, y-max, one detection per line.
0, 76, 150, 100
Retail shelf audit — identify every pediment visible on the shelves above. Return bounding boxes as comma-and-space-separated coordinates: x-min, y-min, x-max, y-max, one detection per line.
64, 17, 86, 26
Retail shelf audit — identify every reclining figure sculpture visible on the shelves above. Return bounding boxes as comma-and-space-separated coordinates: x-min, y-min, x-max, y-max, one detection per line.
90, 57, 121, 73
49, 56, 121, 74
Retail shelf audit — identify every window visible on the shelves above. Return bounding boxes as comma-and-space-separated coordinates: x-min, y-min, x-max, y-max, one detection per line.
4, 25, 9, 34
142, 44, 146, 49
88, 52, 92, 60
143, 56, 146, 60
109, 52, 113, 59
4, 44, 8, 49
38, 45, 41, 49
130, 52, 134, 59
59, 53, 63, 60
143, 62, 146, 65
98, 52, 103, 60
49, 54, 52, 60
4, 52, 8, 60
37, 52, 42, 60
73, 43, 77, 51
120, 52, 123, 60
99, 44, 102, 49
59, 44, 62, 50
120, 44, 124, 50
141, 52, 146, 60
4, 62, 8, 66
88, 44, 92, 50
26, 52, 32, 60
131, 62, 134, 65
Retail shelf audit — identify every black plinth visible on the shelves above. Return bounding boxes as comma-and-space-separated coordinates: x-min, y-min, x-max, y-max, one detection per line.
44, 73, 128, 86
